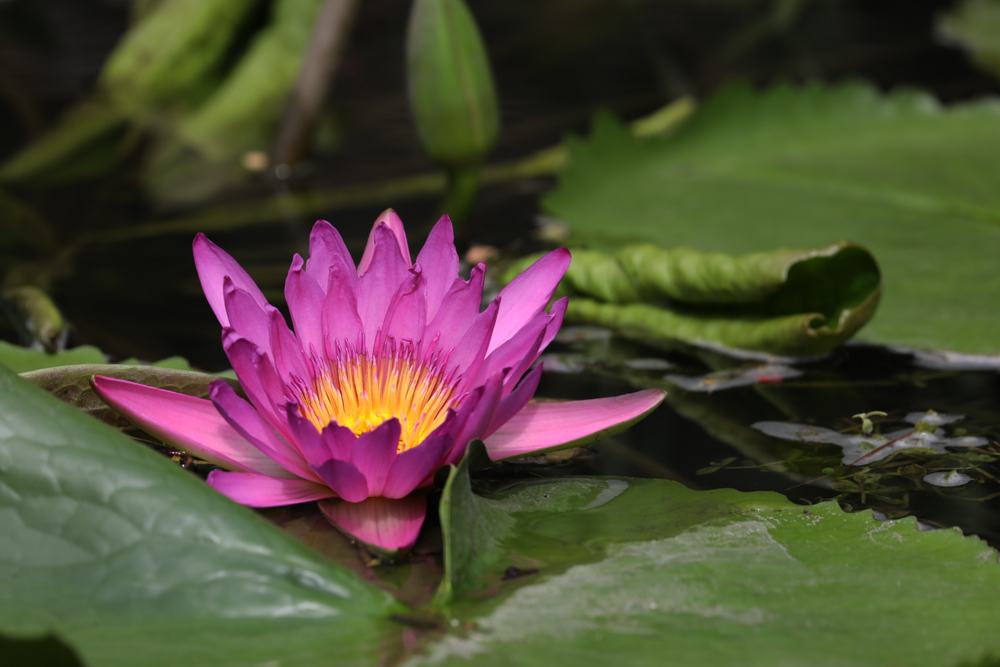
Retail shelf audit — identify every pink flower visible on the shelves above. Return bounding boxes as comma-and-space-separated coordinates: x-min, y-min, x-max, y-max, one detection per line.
93, 211, 665, 553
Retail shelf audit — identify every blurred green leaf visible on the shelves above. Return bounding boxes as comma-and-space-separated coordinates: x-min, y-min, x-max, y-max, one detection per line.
544, 82, 1000, 355
419, 472, 1000, 666
0, 362, 403, 667
0, 342, 105, 373
508, 241, 880, 355
940, 0, 1000, 79
406, 0, 500, 167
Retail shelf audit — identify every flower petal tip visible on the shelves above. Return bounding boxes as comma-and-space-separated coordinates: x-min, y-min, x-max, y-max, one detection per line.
318, 495, 427, 556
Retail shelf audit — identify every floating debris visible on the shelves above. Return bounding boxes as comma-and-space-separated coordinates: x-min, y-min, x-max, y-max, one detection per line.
923, 471, 974, 487
752, 421, 989, 465
903, 410, 964, 426
666, 363, 803, 393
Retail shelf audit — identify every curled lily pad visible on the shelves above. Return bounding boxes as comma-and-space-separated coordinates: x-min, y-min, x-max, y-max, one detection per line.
923, 471, 975, 488
505, 241, 881, 357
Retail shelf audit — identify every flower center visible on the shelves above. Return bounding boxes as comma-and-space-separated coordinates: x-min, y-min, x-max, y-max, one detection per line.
294, 344, 459, 453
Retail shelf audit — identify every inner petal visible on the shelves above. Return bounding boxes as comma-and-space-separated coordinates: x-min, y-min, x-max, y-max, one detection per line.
293, 341, 460, 453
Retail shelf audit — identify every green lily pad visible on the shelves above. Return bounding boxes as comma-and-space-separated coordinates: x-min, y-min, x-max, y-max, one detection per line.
506, 241, 881, 356
0, 363, 404, 667
425, 447, 1000, 665
543, 82, 1000, 355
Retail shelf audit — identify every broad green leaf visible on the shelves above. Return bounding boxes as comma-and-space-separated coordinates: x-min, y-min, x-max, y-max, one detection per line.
422, 469, 1000, 666
0, 342, 105, 373
506, 241, 881, 355
0, 363, 404, 667
940, 0, 1000, 78
543, 82, 1000, 355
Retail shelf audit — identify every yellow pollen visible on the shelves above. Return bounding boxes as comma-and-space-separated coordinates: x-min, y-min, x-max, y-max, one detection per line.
295, 350, 459, 453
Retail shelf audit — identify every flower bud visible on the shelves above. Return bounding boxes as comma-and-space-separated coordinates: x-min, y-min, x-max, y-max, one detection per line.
406, 0, 499, 167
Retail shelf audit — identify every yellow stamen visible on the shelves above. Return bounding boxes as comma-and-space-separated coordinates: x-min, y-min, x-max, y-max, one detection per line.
295, 347, 459, 453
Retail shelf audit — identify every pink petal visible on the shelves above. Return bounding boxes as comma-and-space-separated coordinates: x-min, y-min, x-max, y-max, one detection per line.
355, 223, 414, 347
487, 248, 570, 355
381, 267, 427, 346
310, 459, 369, 503
193, 233, 269, 329
267, 308, 309, 382
208, 470, 336, 506
91, 376, 293, 478
306, 220, 356, 291
285, 254, 327, 357
321, 261, 364, 353
423, 263, 487, 361
413, 216, 460, 320
359, 209, 411, 274
449, 299, 499, 394
485, 363, 543, 438
350, 420, 402, 496
223, 337, 287, 435
444, 371, 505, 466
318, 495, 426, 553
209, 381, 317, 481
223, 278, 274, 357
483, 389, 667, 460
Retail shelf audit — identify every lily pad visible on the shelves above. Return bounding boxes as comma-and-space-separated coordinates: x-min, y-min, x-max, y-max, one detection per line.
0, 363, 403, 667
422, 453, 1000, 666
543, 82, 1000, 355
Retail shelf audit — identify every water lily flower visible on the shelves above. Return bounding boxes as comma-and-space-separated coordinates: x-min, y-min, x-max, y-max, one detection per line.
93, 211, 665, 553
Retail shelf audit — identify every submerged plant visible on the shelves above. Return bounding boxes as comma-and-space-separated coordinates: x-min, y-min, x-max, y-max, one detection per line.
93, 211, 664, 553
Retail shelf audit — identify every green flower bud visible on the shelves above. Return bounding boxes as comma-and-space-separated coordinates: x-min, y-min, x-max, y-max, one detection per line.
406, 0, 500, 167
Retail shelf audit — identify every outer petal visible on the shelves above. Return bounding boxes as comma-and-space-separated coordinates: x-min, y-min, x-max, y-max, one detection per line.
413, 215, 460, 319
487, 247, 570, 355
208, 470, 336, 506
193, 233, 269, 328
423, 264, 487, 361
319, 495, 426, 554
209, 380, 317, 481
223, 278, 274, 357
484, 363, 543, 438
359, 209, 411, 274
91, 375, 294, 477
483, 389, 667, 460
223, 337, 288, 437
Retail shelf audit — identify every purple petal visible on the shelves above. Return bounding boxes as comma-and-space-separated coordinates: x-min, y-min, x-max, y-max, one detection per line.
350, 419, 402, 497
487, 248, 570, 355
193, 233, 269, 328
321, 261, 364, 353
359, 209, 411, 275
223, 278, 274, 356
355, 224, 413, 347
208, 470, 336, 506
285, 254, 327, 357
449, 299, 499, 394
223, 337, 289, 438
483, 389, 667, 460
267, 308, 309, 382
423, 263, 487, 360
318, 495, 426, 553
92, 375, 292, 477
484, 363, 541, 438
311, 459, 369, 503
382, 267, 427, 346
444, 371, 505, 466
414, 216, 460, 319
209, 380, 317, 481
284, 408, 357, 466
306, 220, 356, 291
